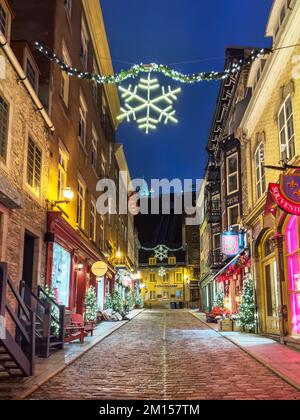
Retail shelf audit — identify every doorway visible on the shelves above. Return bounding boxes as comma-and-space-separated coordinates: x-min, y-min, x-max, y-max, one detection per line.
22, 231, 36, 290
263, 259, 280, 334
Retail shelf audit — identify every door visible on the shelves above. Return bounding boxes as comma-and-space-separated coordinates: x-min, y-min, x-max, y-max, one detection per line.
22, 232, 35, 290
263, 260, 280, 335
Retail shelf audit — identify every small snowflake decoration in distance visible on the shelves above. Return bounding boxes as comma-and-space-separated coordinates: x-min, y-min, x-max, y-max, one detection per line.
117, 73, 181, 134
158, 267, 167, 278
154, 245, 169, 262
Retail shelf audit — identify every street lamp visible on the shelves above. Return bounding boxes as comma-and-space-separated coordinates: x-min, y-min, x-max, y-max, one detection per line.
49, 187, 74, 207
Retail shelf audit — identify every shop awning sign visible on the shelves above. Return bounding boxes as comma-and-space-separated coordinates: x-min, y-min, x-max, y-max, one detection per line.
222, 232, 240, 257
269, 174, 300, 216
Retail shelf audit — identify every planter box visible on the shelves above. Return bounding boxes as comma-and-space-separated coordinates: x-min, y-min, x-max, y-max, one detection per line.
218, 319, 233, 332
233, 321, 241, 332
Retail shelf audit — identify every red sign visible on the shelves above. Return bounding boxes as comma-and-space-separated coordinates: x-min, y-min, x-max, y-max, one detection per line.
269, 183, 300, 216
222, 233, 239, 257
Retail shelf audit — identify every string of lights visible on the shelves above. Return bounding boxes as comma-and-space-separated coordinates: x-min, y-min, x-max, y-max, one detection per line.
33, 42, 271, 85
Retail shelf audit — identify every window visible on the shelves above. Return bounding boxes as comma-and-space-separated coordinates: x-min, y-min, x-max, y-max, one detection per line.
58, 147, 68, 199
100, 214, 105, 243
79, 98, 87, 146
26, 59, 37, 92
90, 200, 96, 242
52, 243, 71, 307
176, 290, 183, 300
168, 257, 176, 265
92, 59, 98, 105
213, 233, 221, 251
101, 152, 106, 177
91, 129, 98, 171
80, 19, 88, 70
149, 273, 156, 282
77, 179, 85, 229
226, 153, 239, 194
162, 273, 169, 283
61, 44, 71, 107
279, 96, 295, 162
64, 0, 72, 18
150, 291, 156, 300
0, 95, 9, 162
27, 137, 42, 194
0, 4, 7, 38
149, 257, 157, 266
163, 291, 169, 300
175, 273, 183, 284
228, 204, 240, 228
255, 143, 266, 199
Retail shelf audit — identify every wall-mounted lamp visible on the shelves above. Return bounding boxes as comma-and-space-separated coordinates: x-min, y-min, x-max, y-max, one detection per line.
49, 187, 74, 208
76, 262, 84, 271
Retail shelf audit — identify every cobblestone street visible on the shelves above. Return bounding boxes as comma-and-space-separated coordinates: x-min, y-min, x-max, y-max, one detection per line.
30, 311, 300, 400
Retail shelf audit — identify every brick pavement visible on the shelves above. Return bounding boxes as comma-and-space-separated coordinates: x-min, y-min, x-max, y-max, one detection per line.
29, 310, 300, 400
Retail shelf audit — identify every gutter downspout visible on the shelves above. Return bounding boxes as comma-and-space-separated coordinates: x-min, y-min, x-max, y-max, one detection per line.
0, 35, 54, 132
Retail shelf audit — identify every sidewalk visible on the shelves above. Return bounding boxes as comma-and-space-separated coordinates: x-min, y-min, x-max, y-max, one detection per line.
0, 309, 143, 400
190, 310, 300, 391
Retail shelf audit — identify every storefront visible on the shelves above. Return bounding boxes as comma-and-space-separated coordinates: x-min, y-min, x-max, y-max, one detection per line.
46, 212, 113, 315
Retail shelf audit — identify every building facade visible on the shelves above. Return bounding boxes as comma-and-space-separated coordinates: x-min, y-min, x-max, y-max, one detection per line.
0, 0, 53, 291
239, 0, 300, 343
9, 0, 133, 315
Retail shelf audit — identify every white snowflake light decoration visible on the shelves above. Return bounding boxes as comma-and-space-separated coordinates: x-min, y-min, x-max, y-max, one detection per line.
158, 267, 167, 278
117, 73, 181, 134
154, 245, 169, 262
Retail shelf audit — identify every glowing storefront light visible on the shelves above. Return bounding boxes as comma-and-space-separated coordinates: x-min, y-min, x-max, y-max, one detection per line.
286, 216, 300, 335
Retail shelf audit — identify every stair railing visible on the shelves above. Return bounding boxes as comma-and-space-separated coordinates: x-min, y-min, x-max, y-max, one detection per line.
0, 262, 35, 376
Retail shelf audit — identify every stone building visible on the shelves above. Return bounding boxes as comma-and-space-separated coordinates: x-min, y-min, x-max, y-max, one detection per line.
0, 0, 53, 288
239, 0, 300, 344
10, 0, 125, 314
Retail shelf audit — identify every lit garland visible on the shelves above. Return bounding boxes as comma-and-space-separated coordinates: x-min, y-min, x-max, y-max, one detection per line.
34, 42, 271, 85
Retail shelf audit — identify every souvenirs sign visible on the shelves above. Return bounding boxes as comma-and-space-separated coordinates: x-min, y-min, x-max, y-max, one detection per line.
269, 174, 300, 216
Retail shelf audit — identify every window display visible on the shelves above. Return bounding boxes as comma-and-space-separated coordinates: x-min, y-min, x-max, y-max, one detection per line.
51, 243, 71, 307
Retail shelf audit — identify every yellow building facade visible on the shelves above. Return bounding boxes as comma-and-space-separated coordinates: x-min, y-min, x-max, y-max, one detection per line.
239, 0, 300, 343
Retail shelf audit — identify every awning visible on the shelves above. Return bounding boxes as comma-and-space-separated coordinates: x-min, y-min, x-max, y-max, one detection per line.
211, 251, 246, 283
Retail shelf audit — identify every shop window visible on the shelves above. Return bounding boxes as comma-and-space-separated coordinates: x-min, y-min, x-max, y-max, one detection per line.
226, 153, 239, 194
255, 143, 266, 199
176, 290, 183, 300
279, 96, 295, 162
0, 94, 9, 163
52, 243, 71, 307
286, 216, 300, 335
27, 137, 42, 195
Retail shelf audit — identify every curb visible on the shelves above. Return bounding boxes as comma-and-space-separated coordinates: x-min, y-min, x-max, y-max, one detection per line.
17, 309, 144, 400
189, 311, 300, 393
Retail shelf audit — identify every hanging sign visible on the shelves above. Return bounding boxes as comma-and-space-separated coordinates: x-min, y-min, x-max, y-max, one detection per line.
91, 261, 108, 277
270, 174, 300, 216
222, 232, 240, 257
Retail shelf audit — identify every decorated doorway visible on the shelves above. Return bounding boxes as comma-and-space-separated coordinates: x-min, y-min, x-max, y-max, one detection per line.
261, 234, 280, 335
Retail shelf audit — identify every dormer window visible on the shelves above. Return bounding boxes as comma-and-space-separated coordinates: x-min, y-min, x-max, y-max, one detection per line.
26, 60, 36, 90
0, 4, 7, 37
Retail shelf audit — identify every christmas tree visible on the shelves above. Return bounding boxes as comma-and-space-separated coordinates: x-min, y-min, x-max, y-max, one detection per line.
112, 289, 124, 313
213, 289, 225, 309
125, 288, 134, 311
105, 291, 112, 310
84, 286, 98, 323
238, 278, 256, 331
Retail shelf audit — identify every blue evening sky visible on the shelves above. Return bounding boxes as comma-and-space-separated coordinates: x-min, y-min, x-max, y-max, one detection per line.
101, 0, 273, 183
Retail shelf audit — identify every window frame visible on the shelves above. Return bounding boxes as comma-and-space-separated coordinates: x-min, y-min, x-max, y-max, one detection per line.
61, 42, 71, 108
26, 136, 42, 197
0, 93, 9, 165
226, 152, 239, 195
91, 127, 98, 171
78, 96, 87, 147
90, 198, 97, 242
57, 144, 69, 200
80, 18, 89, 70
227, 204, 240, 229
255, 142, 266, 200
278, 95, 295, 162
77, 178, 86, 229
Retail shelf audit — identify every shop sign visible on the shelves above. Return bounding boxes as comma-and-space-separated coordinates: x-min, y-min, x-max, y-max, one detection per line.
92, 261, 108, 277
222, 232, 239, 257
270, 176, 300, 216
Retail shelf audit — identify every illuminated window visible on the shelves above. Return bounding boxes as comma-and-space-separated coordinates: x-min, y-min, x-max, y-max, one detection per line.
58, 147, 68, 199
149, 258, 157, 266
175, 272, 183, 283
279, 96, 295, 162
168, 257, 176, 265
149, 273, 156, 282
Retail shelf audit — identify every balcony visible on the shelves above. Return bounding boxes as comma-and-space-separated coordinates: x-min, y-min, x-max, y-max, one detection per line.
207, 165, 220, 183
208, 250, 225, 269
206, 200, 221, 223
